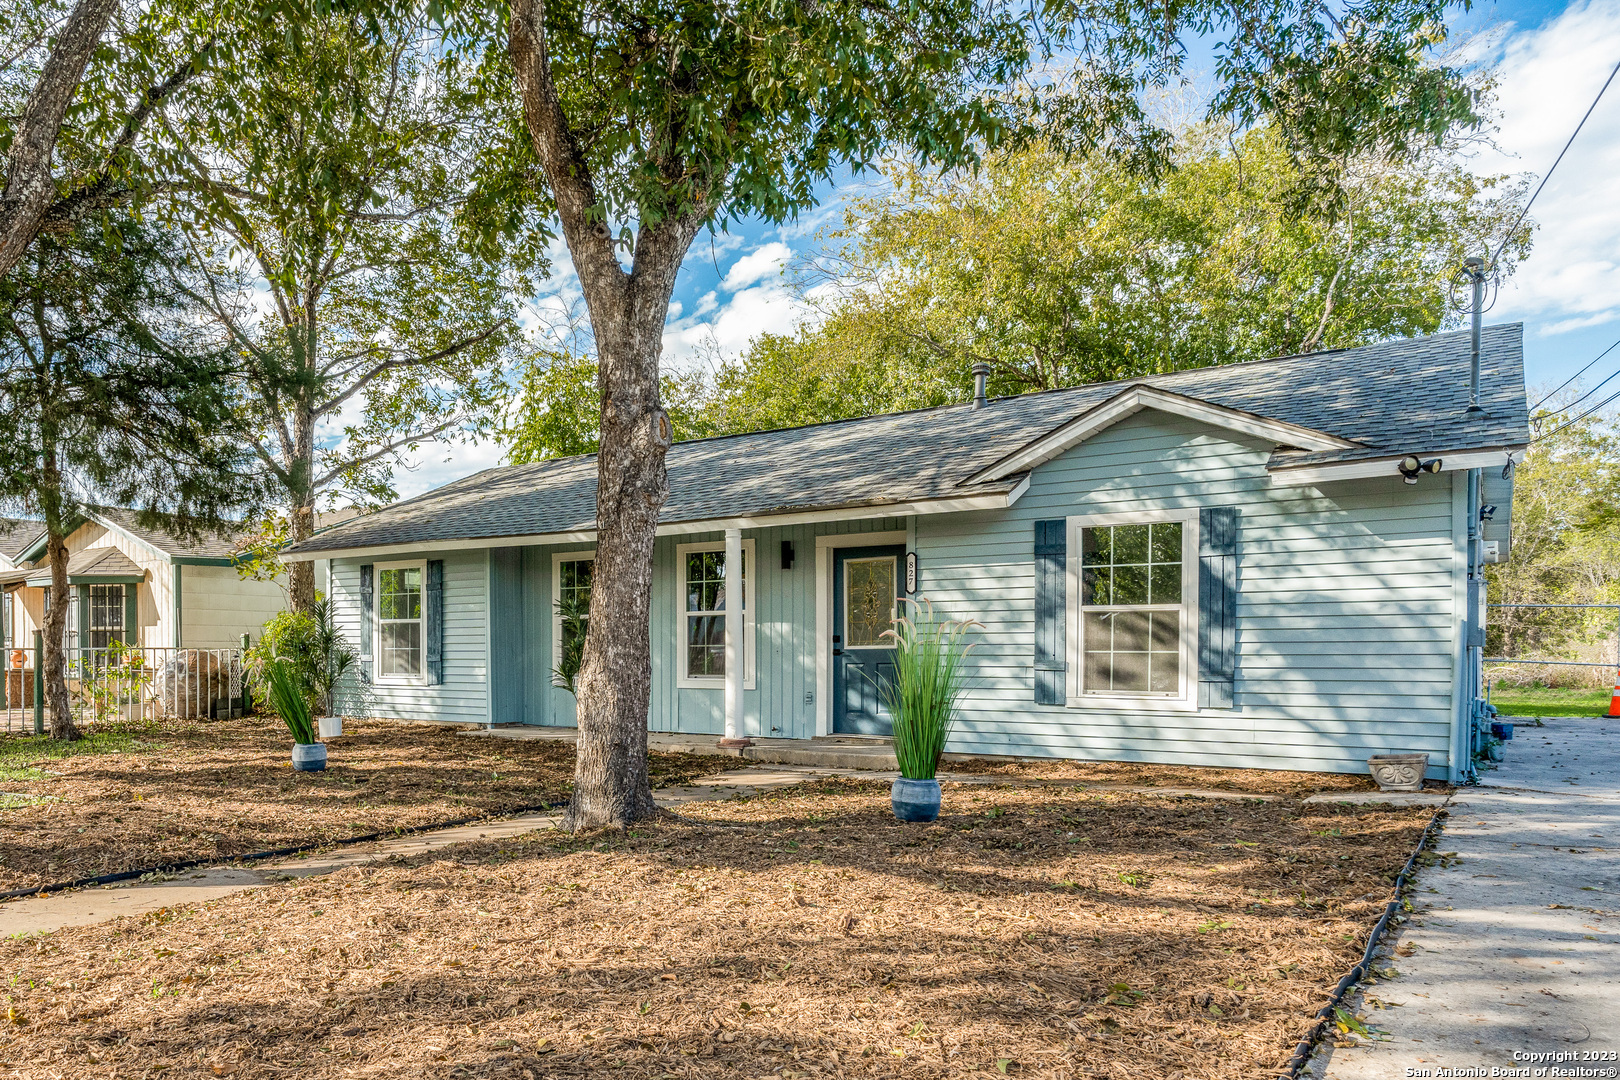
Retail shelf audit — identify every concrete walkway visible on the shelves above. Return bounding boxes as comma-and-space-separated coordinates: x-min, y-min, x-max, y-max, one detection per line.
0, 766, 830, 938
1311, 716, 1620, 1078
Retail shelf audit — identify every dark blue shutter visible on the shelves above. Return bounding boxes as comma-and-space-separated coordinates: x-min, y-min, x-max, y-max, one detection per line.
1198, 508, 1239, 709
426, 559, 444, 685
1033, 520, 1067, 705
358, 564, 373, 683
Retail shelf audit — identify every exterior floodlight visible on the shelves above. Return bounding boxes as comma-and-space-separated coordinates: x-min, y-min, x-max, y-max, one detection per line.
1398, 456, 1443, 484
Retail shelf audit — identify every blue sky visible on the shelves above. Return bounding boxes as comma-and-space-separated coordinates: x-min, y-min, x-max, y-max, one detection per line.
388, 0, 1620, 497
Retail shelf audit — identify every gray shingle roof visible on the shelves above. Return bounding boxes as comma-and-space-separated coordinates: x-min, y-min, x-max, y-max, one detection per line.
0, 518, 43, 563
289, 324, 1529, 556
90, 507, 250, 560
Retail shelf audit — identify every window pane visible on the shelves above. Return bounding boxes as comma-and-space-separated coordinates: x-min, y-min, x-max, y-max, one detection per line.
1111, 611, 1150, 652
1081, 610, 1178, 696
1109, 647, 1150, 693
1081, 565, 1110, 606
1149, 564, 1181, 605
380, 622, 422, 677
687, 614, 725, 677
686, 550, 735, 613
844, 557, 896, 647
1114, 523, 1149, 564
1081, 526, 1110, 566
379, 567, 422, 620
1113, 563, 1149, 605
1150, 522, 1181, 564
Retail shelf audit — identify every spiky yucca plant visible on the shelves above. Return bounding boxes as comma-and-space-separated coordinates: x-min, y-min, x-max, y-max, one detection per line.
266, 657, 318, 746
881, 600, 979, 780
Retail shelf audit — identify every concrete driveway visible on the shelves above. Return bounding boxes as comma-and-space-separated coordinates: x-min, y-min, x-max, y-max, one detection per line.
1312, 716, 1620, 1078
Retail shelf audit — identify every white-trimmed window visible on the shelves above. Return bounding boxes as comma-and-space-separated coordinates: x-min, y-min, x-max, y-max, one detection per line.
676, 539, 755, 690
376, 561, 426, 683
551, 550, 595, 672
1066, 510, 1198, 710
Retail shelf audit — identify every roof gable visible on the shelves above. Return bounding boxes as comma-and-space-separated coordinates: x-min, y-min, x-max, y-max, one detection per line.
965, 384, 1360, 485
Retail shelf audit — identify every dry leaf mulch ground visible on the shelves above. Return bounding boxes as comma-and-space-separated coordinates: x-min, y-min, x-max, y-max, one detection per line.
0, 778, 1433, 1079
0, 719, 748, 892
943, 757, 1386, 797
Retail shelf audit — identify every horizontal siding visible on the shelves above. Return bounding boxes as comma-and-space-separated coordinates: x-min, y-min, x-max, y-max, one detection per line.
915, 408, 1460, 777
330, 550, 488, 724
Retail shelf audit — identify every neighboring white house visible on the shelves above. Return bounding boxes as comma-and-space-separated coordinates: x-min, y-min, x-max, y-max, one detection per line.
0, 507, 290, 667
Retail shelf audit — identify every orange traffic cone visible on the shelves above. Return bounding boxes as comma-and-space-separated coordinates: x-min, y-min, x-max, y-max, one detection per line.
1609, 668, 1620, 718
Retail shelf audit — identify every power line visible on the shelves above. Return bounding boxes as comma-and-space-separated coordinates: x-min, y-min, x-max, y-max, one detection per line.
1491, 56, 1620, 272
1554, 362, 1620, 419
1532, 385, 1620, 444
1530, 335, 1620, 412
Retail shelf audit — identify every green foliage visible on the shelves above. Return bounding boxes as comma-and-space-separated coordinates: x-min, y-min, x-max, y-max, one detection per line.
161, 7, 544, 526
245, 599, 357, 715
1486, 405, 1620, 687
75, 641, 154, 725
505, 350, 718, 463
264, 657, 317, 746
881, 600, 978, 781
451, 0, 1480, 238
708, 126, 1532, 429
0, 215, 260, 526
551, 594, 589, 695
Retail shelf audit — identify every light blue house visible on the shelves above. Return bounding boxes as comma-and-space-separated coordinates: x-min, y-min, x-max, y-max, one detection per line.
284, 325, 1528, 781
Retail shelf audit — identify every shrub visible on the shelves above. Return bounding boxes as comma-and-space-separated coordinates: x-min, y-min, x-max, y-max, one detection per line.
245, 598, 357, 716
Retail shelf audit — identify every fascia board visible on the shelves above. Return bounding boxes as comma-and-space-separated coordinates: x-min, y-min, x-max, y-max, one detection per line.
966, 385, 1358, 484
281, 489, 1020, 563
1267, 447, 1526, 487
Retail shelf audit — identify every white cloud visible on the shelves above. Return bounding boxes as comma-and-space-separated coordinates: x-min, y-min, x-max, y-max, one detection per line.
719, 242, 794, 292
1473, 0, 1620, 335
393, 437, 508, 500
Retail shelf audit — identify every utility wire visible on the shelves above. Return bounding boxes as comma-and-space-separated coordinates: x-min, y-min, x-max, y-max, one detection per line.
1532, 385, 1620, 444
1491, 56, 1620, 272
1530, 334, 1620, 412
1551, 362, 1620, 420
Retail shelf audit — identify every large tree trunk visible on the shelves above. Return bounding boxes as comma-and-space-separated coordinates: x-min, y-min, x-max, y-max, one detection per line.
0, 0, 120, 279
564, 297, 674, 830
286, 410, 317, 613
511, 0, 704, 829
41, 533, 81, 742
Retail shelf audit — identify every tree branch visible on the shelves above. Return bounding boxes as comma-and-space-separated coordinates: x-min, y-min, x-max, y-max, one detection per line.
0, 0, 120, 278
311, 321, 507, 417
509, 0, 625, 299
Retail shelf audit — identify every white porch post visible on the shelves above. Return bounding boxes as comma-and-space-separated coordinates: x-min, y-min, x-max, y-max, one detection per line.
720, 526, 750, 748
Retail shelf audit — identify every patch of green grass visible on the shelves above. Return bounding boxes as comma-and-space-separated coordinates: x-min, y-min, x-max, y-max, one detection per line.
1488, 684, 1612, 718
0, 792, 54, 810
0, 730, 150, 781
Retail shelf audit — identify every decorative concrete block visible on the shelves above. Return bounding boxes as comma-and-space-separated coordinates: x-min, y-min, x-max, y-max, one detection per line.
1368, 753, 1428, 792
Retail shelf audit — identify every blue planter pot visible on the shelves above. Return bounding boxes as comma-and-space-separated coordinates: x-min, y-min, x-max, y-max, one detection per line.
292, 742, 327, 772
891, 777, 941, 822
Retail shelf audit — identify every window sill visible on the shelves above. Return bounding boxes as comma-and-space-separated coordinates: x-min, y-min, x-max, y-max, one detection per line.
677, 677, 758, 692
1065, 693, 1196, 713
374, 676, 429, 689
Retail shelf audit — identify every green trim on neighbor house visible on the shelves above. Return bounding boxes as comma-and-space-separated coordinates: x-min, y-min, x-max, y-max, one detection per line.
21, 571, 144, 587
169, 556, 241, 567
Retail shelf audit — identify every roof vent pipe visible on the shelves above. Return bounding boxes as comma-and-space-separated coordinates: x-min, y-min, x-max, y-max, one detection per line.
971, 363, 990, 409
1466, 256, 1485, 413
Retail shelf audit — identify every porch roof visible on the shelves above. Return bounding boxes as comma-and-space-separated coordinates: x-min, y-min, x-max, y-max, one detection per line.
285, 324, 1531, 559
22, 546, 145, 587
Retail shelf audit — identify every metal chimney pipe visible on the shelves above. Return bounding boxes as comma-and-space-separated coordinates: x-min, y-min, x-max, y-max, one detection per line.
971, 362, 990, 409
1466, 257, 1485, 413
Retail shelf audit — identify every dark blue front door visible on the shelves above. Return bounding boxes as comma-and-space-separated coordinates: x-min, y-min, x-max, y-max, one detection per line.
832, 545, 905, 736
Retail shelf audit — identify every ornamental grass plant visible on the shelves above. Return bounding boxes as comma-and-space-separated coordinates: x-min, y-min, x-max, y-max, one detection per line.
265, 658, 318, 746
881, 599, 979, 780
